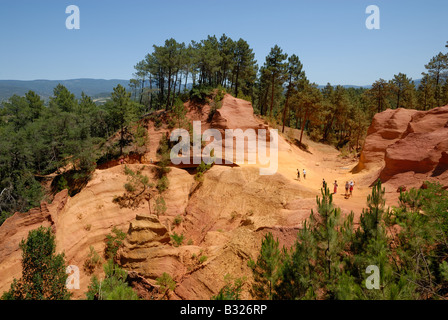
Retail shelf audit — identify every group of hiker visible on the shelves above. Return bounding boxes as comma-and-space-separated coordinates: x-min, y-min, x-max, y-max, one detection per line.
297, 169, 355, 199
322, 179, 355, 197
296, 168, 306, 181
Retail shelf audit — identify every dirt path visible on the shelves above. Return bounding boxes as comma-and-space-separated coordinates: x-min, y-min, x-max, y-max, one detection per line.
243, 120, 399, 221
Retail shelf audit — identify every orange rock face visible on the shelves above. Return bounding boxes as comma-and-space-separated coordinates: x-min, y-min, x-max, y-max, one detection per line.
355, 105, 448, 187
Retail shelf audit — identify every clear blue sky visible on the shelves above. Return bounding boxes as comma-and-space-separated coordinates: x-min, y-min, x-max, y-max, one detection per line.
0, 0, 446, 86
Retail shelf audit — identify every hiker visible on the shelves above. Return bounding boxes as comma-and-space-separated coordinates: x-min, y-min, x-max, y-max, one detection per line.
333, 180, 338, 194
297, 169, 301, 180
119, 158, 124, 165
349, 181, 355, 196
322, 179, 327, 190
345, 181, 350, 196
303, 169, 306, 179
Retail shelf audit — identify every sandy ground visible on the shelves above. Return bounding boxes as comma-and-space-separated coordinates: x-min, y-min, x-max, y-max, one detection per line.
240, 121, 399, 222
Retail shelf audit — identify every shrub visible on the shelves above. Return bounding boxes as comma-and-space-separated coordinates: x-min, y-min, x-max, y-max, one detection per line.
189, 85, 212, 104
86, 260, 139, 300
212, 274, 246, 300
173, 215, 183, 226
105, 227, 126, 261
195, 161, 213, 181
154, 117, 162, 130
134, 124, 148, 148
154, 196, 167, 217
0, 211, 12, 226
156, 272, 176, 299
83, 246, 102, 275
170, 232, 184, 247
157, 176, 169, 193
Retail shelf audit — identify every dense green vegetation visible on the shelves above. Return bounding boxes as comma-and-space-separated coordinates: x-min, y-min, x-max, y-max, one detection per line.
248, 181, 448, 300
0, 84, 145, 223
132, 35, 257, 110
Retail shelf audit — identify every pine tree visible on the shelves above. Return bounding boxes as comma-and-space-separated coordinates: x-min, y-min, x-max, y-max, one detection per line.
390, 73, 416, 109
233, 38, 257, 98
264, 45, 287, 118
423, 52, 448, 107
25, 90, 44, 120
367, 79, 390, 114
248, 233, 283, 300
106, 84, 137, 155
50, 84, 77, 113
281, 54, 304, 133
291, 80, 322, 145
417, 74, 436, 110
2, 226, 71, 300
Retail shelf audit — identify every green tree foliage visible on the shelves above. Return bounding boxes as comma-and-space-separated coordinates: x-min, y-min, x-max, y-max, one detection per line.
248, 232, 284, 300
422, 52, 448, 108
290, 80, 322, 145
264, 45, 288, 118
156, 272, 176, 300
134, 34, 257, 110
50, 84, 76, 113
0, 83, 146, 218
104, 227, 127, 261
112, 165, 154, 209
249, 181, 448, 300
170, 232, 184, 247
389, 73, 416, 109
233, 38, 257, 98
86, 259, 139, 300
105, 84, 138, 155
154, 196, 167, 217
212, 274, 245, 300
367, 79, 391, 115
2, 226, 71, 300
281, 54, 304, 133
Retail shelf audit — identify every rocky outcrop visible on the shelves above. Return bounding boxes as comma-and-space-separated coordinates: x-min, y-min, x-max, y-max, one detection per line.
353, 108, 418, 172
211, 94, 262, 132
116, 214, 184, 280
354, 105, 448, 186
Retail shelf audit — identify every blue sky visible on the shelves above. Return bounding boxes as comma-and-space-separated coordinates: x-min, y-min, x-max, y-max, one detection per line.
0, 0, 446, 86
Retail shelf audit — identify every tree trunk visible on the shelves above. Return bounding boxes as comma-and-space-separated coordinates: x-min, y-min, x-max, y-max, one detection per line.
281, 83, 292, 133
184, 70, 189, 91
270, 75, 275, 117
299, 112, 309, 145
166, 67, 172, 110
120, 126, 124, 155
149, 74, 153, 111
234, 64, 240, 97
139, 78, 145, 105
172, 71, 179, 106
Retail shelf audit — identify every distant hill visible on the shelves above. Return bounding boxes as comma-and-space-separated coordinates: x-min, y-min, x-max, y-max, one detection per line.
317, 84, 370, 89
0, 78, 130, 102
317, 79, 422, 90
